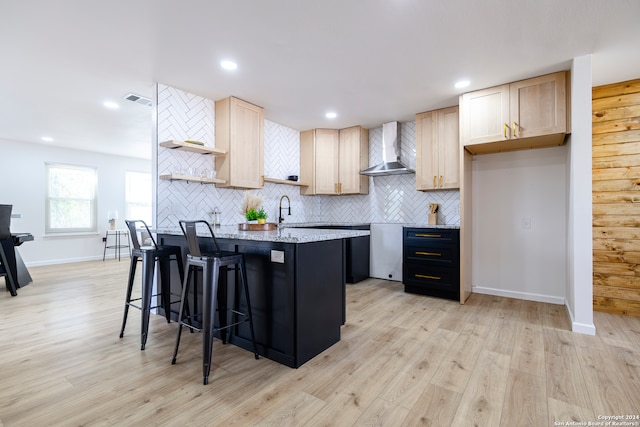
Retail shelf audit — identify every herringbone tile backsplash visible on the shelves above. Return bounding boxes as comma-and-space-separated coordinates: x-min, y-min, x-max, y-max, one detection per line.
155, 84, 459, 228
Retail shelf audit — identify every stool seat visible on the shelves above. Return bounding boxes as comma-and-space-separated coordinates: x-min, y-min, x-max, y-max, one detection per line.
172, 220, 259, 385
119, 220, 185, 350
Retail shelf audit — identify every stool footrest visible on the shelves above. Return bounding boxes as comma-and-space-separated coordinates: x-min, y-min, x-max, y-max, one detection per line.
125, 292, 182, 312
178, 309, 250, 333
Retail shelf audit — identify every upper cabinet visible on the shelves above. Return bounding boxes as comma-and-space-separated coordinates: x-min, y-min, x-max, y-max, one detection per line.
415, 106, 460, 191
338, 126, 369, 194
214, 96, 264, 189
300, 126, 369, 195
460, 71, 570, 155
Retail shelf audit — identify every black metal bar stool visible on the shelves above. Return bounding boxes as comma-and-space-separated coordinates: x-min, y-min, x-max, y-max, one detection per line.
172, 220, 259, 385
119, 219, 185, 350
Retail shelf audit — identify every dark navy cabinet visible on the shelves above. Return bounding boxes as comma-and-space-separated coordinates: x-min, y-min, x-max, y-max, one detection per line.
159, 234, 345, 368
402, 227, 460, 300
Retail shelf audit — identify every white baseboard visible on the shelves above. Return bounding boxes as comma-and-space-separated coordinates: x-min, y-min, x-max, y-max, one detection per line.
26, 253, 130, 267
565, 303, 597, 335
471, 286, 565, 305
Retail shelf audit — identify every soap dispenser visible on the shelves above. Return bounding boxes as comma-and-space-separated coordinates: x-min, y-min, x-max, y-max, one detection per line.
211, 207, 221, 227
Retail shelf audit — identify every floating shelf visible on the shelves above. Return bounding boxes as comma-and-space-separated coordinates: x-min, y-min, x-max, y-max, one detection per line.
160, 174, 226, 185
159, 140, 227, 156
263, 177, 309, 187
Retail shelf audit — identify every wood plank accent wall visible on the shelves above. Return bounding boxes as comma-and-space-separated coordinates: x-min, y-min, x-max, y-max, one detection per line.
592, 78, 640, 317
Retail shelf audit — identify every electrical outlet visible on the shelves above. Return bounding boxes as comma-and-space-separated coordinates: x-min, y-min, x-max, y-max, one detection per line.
102, 237, 107, 242
521, 217, 531, 229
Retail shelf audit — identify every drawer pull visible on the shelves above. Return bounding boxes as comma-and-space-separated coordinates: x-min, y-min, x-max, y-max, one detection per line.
416, 251, 441, 256
415, 274, 441, 280
415, 233, 441, 238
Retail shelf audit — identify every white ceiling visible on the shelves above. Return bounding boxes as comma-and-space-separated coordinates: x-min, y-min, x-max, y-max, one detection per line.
1, 0, 639, 160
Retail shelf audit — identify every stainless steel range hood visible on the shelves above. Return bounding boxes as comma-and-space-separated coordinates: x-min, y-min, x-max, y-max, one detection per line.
360, 121, 414, 176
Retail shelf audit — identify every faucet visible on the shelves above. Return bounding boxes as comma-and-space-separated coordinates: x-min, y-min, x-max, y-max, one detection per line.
278, 195, 291, 224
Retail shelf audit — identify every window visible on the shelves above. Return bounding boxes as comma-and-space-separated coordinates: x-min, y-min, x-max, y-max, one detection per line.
45, 163, 97, 233
125, 171, 152, 225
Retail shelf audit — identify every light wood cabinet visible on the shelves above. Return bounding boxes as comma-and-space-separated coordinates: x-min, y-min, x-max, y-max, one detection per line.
415, 106, 459, 191
338, 126, 369, 194
460, 71, 569, 155
300, 126, 369, 195
214, 97, 264, 189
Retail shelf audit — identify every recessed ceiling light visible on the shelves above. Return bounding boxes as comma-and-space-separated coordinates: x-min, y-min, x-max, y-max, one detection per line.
325, 112, 337, 119
41, 136, 54, 142
220, 60, 238, 70
454, 80, 470, 89
104, 101, 120, 109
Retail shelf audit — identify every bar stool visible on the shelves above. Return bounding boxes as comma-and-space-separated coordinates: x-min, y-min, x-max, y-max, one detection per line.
172, 220, 259, 385
119, 219, 185, 350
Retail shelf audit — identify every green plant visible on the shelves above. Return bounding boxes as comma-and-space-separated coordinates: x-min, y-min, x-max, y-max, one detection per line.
245, 208, 259, 221
245, 207, 267, 221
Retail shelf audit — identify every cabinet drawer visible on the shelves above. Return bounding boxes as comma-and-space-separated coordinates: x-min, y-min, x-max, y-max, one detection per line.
405, 245, 458, 265
404, 228, 458, 245
404, 264, 457, 287
403, 264, 459, 300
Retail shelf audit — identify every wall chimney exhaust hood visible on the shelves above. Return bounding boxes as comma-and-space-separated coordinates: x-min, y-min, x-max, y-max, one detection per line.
360, 121, 414, 176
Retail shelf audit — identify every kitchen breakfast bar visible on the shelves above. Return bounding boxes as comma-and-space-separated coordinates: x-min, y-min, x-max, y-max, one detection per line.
158, 226, 370, 368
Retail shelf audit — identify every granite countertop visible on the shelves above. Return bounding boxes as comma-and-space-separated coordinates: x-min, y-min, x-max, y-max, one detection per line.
158, 225, 370, 244
401, 223, 460, 229
283, 222, 459, 229
281, 222, 371, 228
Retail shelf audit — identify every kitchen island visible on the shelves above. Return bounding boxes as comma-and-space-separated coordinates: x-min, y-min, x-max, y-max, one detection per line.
158, 226, 370, 368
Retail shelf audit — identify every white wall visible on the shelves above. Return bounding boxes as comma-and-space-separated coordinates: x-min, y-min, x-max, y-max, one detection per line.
471, 146, 567, 303
566, 55, 595, 335
0, 138, 150, 265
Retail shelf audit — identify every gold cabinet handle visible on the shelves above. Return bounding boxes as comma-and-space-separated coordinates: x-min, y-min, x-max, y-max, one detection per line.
415, 274, 441, 280
503, 123, 507, 138
439, 175, 443, 188
261, 175, 265, 187
433, 176, 437, 188
513, 121, 518, 138
340, 183, 343, 193
415, 251, 442, 256
415, 233, 441, 238
334, 183, 338, 193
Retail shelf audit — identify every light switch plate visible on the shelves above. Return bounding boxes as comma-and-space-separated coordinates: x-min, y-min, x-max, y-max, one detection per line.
271, 250, 285, 263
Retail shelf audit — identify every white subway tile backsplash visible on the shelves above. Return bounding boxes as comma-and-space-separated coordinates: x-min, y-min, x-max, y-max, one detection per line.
155, 84, 460, 228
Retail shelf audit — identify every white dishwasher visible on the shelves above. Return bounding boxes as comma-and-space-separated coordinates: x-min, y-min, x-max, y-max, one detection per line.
369, 223, 403, 282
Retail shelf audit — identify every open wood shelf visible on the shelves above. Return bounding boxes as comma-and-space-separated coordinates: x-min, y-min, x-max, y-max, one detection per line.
159, 140, 227, 156
160, 174, 226, 185
263, 177, 308, 187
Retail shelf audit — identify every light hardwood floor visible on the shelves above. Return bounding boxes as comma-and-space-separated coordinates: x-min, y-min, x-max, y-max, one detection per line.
1, 260, 639, 426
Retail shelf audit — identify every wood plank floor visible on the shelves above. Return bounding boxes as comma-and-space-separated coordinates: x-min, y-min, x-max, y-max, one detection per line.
1, 260, 639, 426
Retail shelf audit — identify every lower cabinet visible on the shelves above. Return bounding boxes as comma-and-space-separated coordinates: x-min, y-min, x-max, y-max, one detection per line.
402, 227, 460, 300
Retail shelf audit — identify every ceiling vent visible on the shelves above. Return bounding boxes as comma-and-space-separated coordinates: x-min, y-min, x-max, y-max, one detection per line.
123, 93, 152, 107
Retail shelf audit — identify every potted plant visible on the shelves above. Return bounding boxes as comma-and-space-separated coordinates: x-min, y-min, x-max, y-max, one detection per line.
242, 192, 267, 224
256, 208, 268, 224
